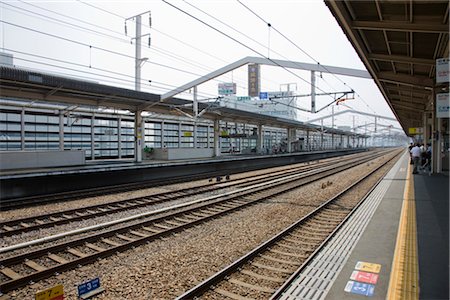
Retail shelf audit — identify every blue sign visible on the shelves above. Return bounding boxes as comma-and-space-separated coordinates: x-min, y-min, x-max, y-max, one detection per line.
259, 92, 268, 99
78, 277, 101, 297
344, 280, 375, 296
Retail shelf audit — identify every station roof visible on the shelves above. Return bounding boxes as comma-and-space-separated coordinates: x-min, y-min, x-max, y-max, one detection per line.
0, 65, 365, 137
325, 0, 449, 135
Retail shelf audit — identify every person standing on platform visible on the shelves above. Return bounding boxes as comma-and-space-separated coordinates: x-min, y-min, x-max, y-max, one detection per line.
410, 143, 421, 174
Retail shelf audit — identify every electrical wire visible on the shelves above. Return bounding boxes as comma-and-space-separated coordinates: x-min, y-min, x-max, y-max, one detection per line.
161, 0, 332, 98
236, 0, 379, 115
1, 2, 248, 89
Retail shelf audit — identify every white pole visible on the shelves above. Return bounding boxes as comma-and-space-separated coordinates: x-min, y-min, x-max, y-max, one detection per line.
135, 15, 142, 91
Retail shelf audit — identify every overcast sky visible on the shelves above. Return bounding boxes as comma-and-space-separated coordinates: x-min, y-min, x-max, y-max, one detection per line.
0, 0, 403, 133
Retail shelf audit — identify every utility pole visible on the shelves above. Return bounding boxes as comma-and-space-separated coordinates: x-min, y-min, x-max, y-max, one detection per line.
125, 11, 151, 162
311, 71, 316, 113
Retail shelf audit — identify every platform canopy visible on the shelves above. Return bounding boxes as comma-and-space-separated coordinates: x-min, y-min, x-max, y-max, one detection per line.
326, 0, 449, 134
0, 66, 366, 138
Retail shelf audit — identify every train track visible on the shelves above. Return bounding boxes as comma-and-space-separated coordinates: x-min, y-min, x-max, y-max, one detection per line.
176, 149, 401, 299
0, 151, 380, 237
1, 151, 365, 210
0, 151, 391, 294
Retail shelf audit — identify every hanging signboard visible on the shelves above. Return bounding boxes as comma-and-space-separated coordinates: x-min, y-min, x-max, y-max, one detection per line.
218, 83, 236, 95
408, 127, 423, 135
248, 64, 260, 97
436, 93, 449, 118
436, 58, 449, 83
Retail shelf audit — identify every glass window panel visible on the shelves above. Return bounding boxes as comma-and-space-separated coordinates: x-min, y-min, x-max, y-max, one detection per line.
7, 113, 21, 122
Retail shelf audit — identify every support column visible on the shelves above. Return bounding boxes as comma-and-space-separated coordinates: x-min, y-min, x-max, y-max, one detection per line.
21, 108, 25, 150
311, 71, 316, 113
178, 122, 182, 148
437, 117, 442, 173
118, 116, 122, 159
347, 135, 350, 149
135, 110, 143, 162
193, 86, 198, 117
423, 112, 429, 145
91, 115, 95, 161
194, 123, 198, 148
340, 134, 343, 149
287, 128, 293, 153
431, 89, 437, 173
331, 133, 335, 149
59, 111, 64, 151
257, 124, 263, 154
320, 120, 324, 150
214, 119, 220, 157
306, 130, 310, 151
161, 121, 165, 148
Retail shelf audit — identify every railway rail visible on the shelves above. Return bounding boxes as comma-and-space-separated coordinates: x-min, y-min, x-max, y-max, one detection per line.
1, 151, 365, 210
176, 149, 401, 299
0, 149, 397, 294
1, 151, 378, 238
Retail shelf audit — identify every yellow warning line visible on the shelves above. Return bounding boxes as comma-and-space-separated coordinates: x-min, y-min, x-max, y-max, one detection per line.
387, 163, 419, 300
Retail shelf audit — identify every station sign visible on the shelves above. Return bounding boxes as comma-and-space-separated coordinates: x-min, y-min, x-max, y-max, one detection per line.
350, 270, 379, 284
408, 127, 423, 135
259, 92, 268, 99
237, 96, 251, 101
77, 277, 104, 299
35, 284, 64, 300
436, 58, 449, 83
344, 280, 375, 297
248, 64, 260, 97
218, 82, 236, 95
436, 93, 449, 118
355, 261, 381, 273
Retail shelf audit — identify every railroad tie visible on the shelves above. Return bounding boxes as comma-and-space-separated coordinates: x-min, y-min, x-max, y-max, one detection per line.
153, 223, 172, 230
1, 267, 21, 280
48, 254, 68, 264
251, 262, 294, 274
101, 238, 122, 247
214, 288, 254, 300
141, 226, 162, 234
85, 243, 106, 252
259, 254, 301, 266
228, 278, 275, 293
241, 270, 285, 283
116, 234, 135, 242
268, 249, 308, 259
129, 230, 148, 238
67, 248, 87, 258
24, 260, 46, 272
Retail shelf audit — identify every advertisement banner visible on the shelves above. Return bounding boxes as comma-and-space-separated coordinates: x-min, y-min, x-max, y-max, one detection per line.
436, 93, 449, 118
436, 58, 449, 83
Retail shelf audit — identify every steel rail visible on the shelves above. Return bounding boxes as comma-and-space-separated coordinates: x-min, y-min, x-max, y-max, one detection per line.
175, 149, 401, 299
0, 152, 390, 294
0, 151, 380, 237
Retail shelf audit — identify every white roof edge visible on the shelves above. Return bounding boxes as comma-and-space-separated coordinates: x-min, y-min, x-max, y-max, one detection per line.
161, 56, 371, 101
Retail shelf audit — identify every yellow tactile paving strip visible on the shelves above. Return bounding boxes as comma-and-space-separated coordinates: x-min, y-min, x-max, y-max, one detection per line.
387, 163, 419, 300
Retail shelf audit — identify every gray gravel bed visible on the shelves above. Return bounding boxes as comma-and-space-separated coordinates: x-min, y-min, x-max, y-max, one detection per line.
1, 153, 396, 299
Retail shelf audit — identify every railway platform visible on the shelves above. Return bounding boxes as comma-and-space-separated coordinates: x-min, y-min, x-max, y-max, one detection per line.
0, 148, 365, 201
277, 151, 449, 300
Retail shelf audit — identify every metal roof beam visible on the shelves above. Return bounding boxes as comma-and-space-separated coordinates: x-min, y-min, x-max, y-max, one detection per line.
369, 53, 435, 66
351, 20, 448, 33
161, 56, 370, 101
378, 72, 434, 88
384, 85, 432, 95
308, 109, 397, 123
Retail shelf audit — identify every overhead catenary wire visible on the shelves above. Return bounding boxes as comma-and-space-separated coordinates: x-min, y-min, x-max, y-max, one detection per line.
1, 1, 249, 90
236, 0, 378, 115
161, 0, 332, 99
